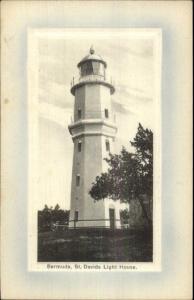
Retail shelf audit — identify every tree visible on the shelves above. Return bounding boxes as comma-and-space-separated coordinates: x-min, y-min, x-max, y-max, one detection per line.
120, 209, 130, 226
89, 123, 153, 226
130, 123, 153, 198
130, 123, 153, 225
43, 204, 49, 212
54, 204, 60, 211
38, 204, 70, 232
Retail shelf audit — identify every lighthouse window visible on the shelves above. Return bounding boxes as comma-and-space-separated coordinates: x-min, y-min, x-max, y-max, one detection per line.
92, 61, 100, 75
81, 61, 104, 77
105, 109, 109, 118
76, 175, 80, 186
78, 109, 82, 119
78, 141, 82, 152
105, 140, 110, 152
81, 61, 93, 76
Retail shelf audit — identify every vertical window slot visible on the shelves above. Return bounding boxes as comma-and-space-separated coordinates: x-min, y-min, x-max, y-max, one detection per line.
78, 141, 82, 152
78, 109, 82, 119
76, 175, 80, 186
105, 109, 109, 118
106, 140, 110, 152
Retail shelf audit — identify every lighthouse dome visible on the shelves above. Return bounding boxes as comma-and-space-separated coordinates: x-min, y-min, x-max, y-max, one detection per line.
77, 46, 107, 68
71, 46, 115, 95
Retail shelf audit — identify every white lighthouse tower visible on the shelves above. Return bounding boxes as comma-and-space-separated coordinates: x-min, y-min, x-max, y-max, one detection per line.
68, 47, 122, 228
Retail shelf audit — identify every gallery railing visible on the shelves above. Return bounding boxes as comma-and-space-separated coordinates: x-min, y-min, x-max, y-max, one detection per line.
70, 75, 115, 88
70, 75, 116, 95
52, 218, 129, 231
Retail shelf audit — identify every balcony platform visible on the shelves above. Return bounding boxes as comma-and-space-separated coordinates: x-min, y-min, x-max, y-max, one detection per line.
70, 77, 115, 95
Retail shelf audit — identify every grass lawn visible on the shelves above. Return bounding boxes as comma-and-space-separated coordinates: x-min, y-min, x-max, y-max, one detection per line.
38, 228, 152, 262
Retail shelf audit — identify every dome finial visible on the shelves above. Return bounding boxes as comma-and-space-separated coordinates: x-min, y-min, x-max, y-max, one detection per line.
90, 45, 95, 55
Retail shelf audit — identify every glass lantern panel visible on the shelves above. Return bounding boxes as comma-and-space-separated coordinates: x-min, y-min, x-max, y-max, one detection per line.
81, 61, 93, 76
92, 61, 100, 74
99, 63, 105, 76
80, 61, 105, 77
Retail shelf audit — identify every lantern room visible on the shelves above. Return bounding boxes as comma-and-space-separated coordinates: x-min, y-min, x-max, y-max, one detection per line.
77, 46, 107, 79
71, 46, 115, 95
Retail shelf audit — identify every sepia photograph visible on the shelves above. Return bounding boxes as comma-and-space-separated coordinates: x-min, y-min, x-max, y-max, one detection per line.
1, 1, 192, 299
27, 29, 161, 267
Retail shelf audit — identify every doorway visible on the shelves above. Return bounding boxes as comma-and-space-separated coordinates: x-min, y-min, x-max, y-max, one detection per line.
109, 208, 115, 229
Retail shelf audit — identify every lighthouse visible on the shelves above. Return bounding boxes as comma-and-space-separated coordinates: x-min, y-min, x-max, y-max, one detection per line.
68, 47, 122, 228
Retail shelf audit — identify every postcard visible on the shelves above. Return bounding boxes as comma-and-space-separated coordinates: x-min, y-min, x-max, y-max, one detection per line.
1, 1, 192, 299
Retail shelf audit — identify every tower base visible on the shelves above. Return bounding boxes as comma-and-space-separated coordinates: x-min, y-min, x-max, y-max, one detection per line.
69, 199, 128, 229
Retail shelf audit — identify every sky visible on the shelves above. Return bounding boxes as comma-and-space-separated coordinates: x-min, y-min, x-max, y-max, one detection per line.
37, 33, 155, 210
